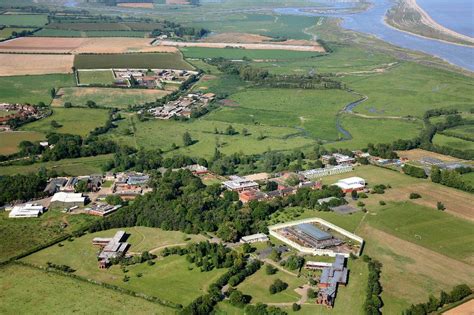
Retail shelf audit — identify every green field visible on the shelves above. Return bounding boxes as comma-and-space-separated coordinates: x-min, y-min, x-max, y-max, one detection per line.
441, 124, 474, 141
0, 264, 172, 314
462, 172, 474, 186
0, 14, 47, 27
0, 27, 35, 38
0, 74, 75, 104
74, 53, 194, 70
77, 70, 115, 85
34, 29, 148, 37
433, 134, 474, 151
23, 227, 226, 305
20, 107, 109, 137
0, 211, 98, 263
181, 47, 323, 60
54, 87, 170, 108
0, 131, 45, 156
205, 88, 359, 141
0, 154, 113, 176
339, 62, 474, 117
366, 202, 474, 263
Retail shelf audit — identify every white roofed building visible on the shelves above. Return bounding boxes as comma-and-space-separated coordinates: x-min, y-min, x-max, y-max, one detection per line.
333, 177, 366, 193
8, 204, 45, 218
240, 233, 269, 244
51, 192, 86, 207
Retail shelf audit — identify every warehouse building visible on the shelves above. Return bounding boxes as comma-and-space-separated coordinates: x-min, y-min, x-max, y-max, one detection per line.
8, 203, 45, 218
332, 177, 366, 193
51, 192, 86, 208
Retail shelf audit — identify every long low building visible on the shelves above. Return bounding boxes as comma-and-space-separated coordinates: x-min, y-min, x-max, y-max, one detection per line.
240, 233, 269, 244
8, 204, 45, 218
299, 165, 353, 179
222, 175, 259, 192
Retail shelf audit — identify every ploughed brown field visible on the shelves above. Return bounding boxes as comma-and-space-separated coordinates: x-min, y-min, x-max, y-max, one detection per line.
0, 54, 74, 76
0, 37, 178, 54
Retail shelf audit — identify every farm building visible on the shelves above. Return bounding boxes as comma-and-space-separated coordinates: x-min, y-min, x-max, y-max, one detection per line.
43, 178, 68, 195
8, 204, 45, 218
51, 192, 86, 208
332, 177, 366, 193
85, 203, 121, 217
222, 175, 259, 192
240, 233, 269, 244
299, 165, 353, 179
316, 255, 348, 308
92, 230, 129, 269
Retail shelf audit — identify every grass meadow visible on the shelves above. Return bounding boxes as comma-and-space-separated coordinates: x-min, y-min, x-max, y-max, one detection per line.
0, 211, 98, 263
53, 87, 170, 108
0, 131, 45, 155
0, 154, 113, 176
441, 124, 474, 140
0, 264, 172, 314
20, 107, 109, 137
23, 227, 226, 305
433, 134, 474, 151
74, 53, 194, 70
181, 47, 323, 60
0, 14, 47, 27
77, 70, 115, 85
0, 27, 35, 38
0, 74, 75, 104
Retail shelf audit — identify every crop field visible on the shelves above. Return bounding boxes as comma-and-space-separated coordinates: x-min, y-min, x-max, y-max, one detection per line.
0, 154, 113, 176
433, 134, 474, 151
34, 29, 148, 37
0, 14, 47, 27
0, 264, 171, 314
53, 87, 171, 108
366, 202, 474, 263
0, 54, 74, 76
0, 27, 35, 39
74, 52, 193, 70
0, 131, 45, 155
77, 70, 115, 85
23, 228, 227, 305
103, 114, 315, 158
20, 107, 109, 137
205, 88, 359, 141
45, 22, 164, 31
339, 62, 474, 117
181, 47, 323, 60
0, 211, 98, 263
0, 37, 178, 54
0, 74, 75, 104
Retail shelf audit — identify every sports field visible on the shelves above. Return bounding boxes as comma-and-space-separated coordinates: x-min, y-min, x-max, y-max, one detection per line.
53, 87, 171, 108
20, 107, 110, 137
0, 154, 113, 176
77, 70, 115, 85
0, 264, 171, 314
0, 131, 45, 155
0, 211, 98, 263
74, 53, 194, 70
0, 74, 75, 104
23, 227, 226, 305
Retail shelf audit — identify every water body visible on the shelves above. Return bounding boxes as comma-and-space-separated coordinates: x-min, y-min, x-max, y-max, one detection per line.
274, 0, 474, 71
417, 0, 474, 37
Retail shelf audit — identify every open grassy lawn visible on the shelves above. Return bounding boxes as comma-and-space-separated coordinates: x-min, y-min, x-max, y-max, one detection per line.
0, 14, 47, 27
205, 88, 359, 141
192, 73, 249, 96
103, 114, 315, 158
0, 211, 98, 263
53, 87, 171, 108
23, 227, 227, 305
339, 62, 474, 118
77, 70, 115, 85
20, 107, 109, 137
0, 264, 172, 314
237, 263, 306, 304
0, 74, 75, 104
74, 53, 194, 70
0, 154, 112, 176
0, 131, 45, 155
181, 47, 323, 60
433, 134, 474, 151
366, 201, 474, 264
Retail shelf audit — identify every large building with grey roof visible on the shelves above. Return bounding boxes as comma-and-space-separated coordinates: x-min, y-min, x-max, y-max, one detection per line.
316, 254, 349, 308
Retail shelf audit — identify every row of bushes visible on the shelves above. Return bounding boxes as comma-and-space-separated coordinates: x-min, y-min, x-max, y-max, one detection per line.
363, 255, 383, 315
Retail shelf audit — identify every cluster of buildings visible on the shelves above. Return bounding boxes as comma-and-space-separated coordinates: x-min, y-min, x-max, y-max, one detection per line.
110, 172, 150, 200
112, 68, 199, 88
0, 103, 41, 131
92, 230, 129, 269
305, 255, 349, 308
145, 92, 215, 119
44, 175, 103, 195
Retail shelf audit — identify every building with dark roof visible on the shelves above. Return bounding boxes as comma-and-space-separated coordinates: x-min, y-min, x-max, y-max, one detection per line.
316, 254, 348, 308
